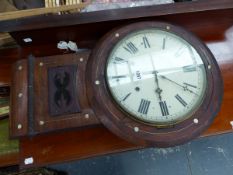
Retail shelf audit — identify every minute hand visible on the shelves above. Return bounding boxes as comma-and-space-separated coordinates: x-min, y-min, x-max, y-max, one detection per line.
159, 75, 198, 96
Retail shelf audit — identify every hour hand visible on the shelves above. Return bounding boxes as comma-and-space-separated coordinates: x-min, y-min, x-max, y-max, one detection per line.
155, 87, 163, 101
153, 71, 163, 101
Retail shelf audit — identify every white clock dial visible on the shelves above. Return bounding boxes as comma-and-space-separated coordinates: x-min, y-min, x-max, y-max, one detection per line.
106, 29, 207, 125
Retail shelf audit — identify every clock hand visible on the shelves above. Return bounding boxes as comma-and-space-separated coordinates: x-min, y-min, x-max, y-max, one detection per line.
153, 71, 170, 117
159, 74, 198, 96
154, 71, 163, 101
149, 54, 164, 102
109, 64, 199, 80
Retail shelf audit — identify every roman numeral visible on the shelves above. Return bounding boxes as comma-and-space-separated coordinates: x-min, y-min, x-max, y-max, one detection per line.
122, 93, 132, 101
109, 75, 127, 80
175, 94, 187, 107
159, 101, 169, 116
183, 82, 197, 89
114, 57, 126, 64
124, 42, 138, 54
143, 36, 150, 48
138, 99, 151, 115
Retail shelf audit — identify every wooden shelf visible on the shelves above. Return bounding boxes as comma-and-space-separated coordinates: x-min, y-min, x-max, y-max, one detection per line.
0, 0, 232, 33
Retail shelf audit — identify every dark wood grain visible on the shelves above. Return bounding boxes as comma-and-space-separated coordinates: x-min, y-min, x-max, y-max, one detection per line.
48, 65, 81, 116
0, 45, 67, 87
0, 1, 232, 168
20, 126, 138, 168
10, 53, 100, 137
0, 0, 232, 33
10, 60, 28, 137
0, 153, 19, 168
6, 9, 233, 47
33, 53, 100, 134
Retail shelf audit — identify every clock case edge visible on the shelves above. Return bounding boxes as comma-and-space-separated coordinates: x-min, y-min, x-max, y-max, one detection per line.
86, 21, 224, 147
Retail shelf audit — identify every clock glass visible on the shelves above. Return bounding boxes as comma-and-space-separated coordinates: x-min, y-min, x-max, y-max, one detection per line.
106, 29, 207, 125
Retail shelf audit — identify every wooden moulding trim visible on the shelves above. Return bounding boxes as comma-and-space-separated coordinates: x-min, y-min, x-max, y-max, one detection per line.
0, 0, 233, 32
0, 3, 89, 21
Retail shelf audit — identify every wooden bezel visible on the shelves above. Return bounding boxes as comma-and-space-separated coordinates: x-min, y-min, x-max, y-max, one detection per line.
86, 21, 223, 147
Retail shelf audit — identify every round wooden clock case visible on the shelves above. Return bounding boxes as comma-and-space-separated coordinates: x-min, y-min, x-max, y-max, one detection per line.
86, 21, 223, 147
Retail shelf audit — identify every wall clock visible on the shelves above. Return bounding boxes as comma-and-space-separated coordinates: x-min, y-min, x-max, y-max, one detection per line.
87, 21, 223, 147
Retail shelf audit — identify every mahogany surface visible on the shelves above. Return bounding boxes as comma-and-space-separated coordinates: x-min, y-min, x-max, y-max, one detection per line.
0, 153, 19, 167
0, 0, 232, 168
20, 126, 138, 168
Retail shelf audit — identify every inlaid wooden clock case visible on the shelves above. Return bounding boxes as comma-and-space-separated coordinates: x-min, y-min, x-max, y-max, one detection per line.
10, 21, 223, 147
87, 21, 223, 147
0, 0, 232, 168
10, 52, 100, 137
